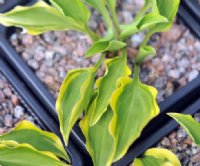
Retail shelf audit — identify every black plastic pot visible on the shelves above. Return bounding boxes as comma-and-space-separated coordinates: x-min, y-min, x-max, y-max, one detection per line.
183, 0, 200, 20
0, 57, 88, 166
0, 1, 200, 165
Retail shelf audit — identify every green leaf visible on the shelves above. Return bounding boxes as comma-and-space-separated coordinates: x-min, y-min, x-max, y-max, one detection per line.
137, 12, 168, 30
86, 39, 127, 57
80, 99, 115, 166
90, 54, 131, 125
110, 67, 159, 161
168, 113, 200, 146
106, 0, 116, 10
49, 0, 90, 24
0, 141, 69, 166
56, 67, 95, 145
136, 45, 156, 64
133, 148, 181, 166
0, 1, 83, 35
150, 0, 180, 33
0, 120, 69, 162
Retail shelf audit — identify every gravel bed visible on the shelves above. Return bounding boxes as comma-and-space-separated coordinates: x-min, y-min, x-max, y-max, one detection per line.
10, 23, 200, 103
0, 72, 39, 134
157, 113, 200, 166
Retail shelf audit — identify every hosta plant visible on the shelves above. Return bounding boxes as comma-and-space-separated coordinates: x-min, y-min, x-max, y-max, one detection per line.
0, 0, 182, 165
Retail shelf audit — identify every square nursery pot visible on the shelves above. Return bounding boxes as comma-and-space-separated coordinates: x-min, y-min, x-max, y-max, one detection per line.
0, 1, 200, 165
0, 57, 89, 166
183, 0, 200, 20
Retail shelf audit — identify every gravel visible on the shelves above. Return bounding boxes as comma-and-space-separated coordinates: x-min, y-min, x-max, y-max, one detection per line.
0, 0, 5, 5
157, 113, 200, 166
6, 0, 200, 165
0, 73, 39, 134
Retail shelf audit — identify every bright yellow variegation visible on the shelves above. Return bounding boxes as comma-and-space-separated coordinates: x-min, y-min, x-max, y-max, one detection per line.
0, 141, 69, 166
110, 65, 159, 161
80, 92, 115, 166
0, 120, 69, 162
133, 148, 181, 166
0, 1, 83, 35
90, 53, 131, 125
56, 67, 95, 145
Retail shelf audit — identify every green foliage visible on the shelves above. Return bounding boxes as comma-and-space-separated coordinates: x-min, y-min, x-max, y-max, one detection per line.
110, 65, 159, 161
0, 120, 69, 161
133, 148, 181, 166
90, 54, 131, 125
80, 101, 115, 166
49, 0, 90, 25
56, 68, 95, 145
0, 0, 181, 165
86, 39, 126, 57
168, 113, 200, 146
0, 1, 84, 35
0, 141, 69, 166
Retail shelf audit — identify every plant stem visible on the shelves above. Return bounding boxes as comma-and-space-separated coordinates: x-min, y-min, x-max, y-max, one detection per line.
133, 64, 140, 82
141, 30, 153, 47
85, 26, 100, 42
94, 53, 106, 72
108, 5, 121, 39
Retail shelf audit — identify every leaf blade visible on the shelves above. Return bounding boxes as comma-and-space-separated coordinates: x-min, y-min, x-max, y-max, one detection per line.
0, 120, 69, 161
110, 76, 159, 161
0, 1, 83, 35
0, 141, 69, 166
56, 68, 95, 145
133, 148, 181, 166
168, 113, 200, 146
86, 40, 127, 58
90, 54, 131, 125
49, 0, 90, 24
80, 106, 115, 166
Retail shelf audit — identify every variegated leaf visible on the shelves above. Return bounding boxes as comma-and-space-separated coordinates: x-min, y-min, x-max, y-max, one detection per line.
0, 120, 69, 161
0, 141, 69, 166
49, 0, 90, 24
133, 148, 181, 166
90, 54, 131, 125
110, 66, 159, 161
80, 100, 115, 166
168, 113, 200, 146
56, 68, 95, 145
0, 1, 83, 35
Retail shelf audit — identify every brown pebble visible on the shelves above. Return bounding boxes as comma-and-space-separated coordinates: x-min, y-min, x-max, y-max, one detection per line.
3, 88, 12, 97
4, 114, 13, 127
184, 138, 193, 146
11, 95, 19, 106
161, 137, 170, 147
0, 91, 5, 102
190, 153, 200, 163
161, 24, 183, 42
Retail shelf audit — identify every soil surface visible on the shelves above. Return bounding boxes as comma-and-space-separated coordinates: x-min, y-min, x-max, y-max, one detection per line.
0, 73, 39, 134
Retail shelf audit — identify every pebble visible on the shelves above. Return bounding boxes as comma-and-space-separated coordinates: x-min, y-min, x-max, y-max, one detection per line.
4, 114, 13, 127
0, 91, 5, 102
0, 0, 5, 4
27, 59, 39, 70
188, 70, 199, 82
11, 95, 19, 106
3, 88, 12, 97
0, 74, 38, 134
14, 106, 24, 119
